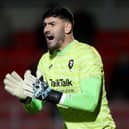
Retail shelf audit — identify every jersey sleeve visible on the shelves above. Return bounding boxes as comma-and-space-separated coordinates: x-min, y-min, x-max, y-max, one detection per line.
59, 47, 104, 112
23, 98, 44, 114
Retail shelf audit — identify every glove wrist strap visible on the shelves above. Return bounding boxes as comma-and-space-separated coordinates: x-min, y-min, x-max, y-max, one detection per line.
46, 90, 62, 104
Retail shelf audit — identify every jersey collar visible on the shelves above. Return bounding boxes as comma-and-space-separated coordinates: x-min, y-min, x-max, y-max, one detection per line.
56, 39, 77, 56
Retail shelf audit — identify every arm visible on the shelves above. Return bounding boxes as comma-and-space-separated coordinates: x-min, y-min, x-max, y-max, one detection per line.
22, 98, 44, 114
3, 71, 44, 114
21, 70, 45, 114
23, 72, 102, 113
59, 76, 102, 112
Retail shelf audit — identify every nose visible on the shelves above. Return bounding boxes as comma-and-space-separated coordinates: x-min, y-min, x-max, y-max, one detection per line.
44, 24, 50, 34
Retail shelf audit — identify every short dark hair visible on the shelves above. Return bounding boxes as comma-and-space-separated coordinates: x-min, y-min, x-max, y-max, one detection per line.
42, 6, 74, 27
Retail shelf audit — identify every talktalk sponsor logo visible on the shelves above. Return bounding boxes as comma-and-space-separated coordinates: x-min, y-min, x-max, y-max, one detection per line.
49, 79, 72, 87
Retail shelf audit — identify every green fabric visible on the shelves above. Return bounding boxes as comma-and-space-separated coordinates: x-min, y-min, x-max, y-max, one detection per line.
24, 98, 44, 114
63, 77, 102, 112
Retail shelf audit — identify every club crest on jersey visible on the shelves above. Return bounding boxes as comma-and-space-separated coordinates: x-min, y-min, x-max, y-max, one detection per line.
68, 59, 74, 70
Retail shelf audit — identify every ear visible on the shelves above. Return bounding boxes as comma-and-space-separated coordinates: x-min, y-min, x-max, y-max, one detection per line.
64, 22, 72, 34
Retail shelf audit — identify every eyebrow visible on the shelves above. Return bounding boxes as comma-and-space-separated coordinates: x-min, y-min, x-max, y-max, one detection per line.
43, 21, 56, 26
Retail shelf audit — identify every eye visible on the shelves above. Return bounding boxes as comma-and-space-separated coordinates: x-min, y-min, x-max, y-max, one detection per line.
50, 22, 56, 26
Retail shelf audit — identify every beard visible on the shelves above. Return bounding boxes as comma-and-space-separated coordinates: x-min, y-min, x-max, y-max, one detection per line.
47, 33, 65, 51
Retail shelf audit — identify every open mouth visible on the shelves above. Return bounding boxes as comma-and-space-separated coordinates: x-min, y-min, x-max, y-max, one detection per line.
46, 35, 54, 41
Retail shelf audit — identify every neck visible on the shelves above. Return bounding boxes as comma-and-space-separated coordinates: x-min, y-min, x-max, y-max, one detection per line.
59, 34, 74, 50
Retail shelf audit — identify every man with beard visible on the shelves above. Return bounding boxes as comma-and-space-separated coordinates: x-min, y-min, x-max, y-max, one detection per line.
4, 7, 116, 129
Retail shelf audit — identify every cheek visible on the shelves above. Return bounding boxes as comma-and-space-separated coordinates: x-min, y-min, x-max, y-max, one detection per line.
55, 27, 65, 38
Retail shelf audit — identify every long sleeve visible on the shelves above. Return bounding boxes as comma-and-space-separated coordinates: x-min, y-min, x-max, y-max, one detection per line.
59, 76, 102, 112
23, 98, 44, 114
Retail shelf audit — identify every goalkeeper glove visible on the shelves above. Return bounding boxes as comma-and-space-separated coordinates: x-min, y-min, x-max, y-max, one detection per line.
24, 70, 62, 104
3, 71, 32, 100
23, 70, 51, 100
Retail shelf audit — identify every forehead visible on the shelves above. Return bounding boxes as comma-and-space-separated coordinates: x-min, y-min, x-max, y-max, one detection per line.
43, 17, 64, 23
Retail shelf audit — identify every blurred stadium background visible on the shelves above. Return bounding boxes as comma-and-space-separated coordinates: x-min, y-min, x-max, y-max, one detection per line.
0, 0, 129, 129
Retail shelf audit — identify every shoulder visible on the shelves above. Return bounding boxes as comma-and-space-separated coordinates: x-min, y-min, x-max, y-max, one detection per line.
39, 51, 49, 61
37, 51, 49, 67
74, 40, 103, 66
75, 40, 101, 58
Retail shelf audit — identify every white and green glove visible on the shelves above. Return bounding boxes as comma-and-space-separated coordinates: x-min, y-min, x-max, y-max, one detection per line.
3, 71, 33, 99
4, 70, 62, 104
24, 70, 51, 100
4, 71, 26, 99
3, 70, 51, 100
23, 70, 62, 103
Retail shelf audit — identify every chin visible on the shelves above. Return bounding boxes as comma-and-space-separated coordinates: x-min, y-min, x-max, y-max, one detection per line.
48, 46, 55, 51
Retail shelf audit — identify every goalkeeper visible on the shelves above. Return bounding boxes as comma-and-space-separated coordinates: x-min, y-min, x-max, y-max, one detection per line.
4, 7, 116, 129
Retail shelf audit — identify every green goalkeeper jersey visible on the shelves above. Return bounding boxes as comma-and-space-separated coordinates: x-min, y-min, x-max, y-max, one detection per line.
24, 40, 116, 129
